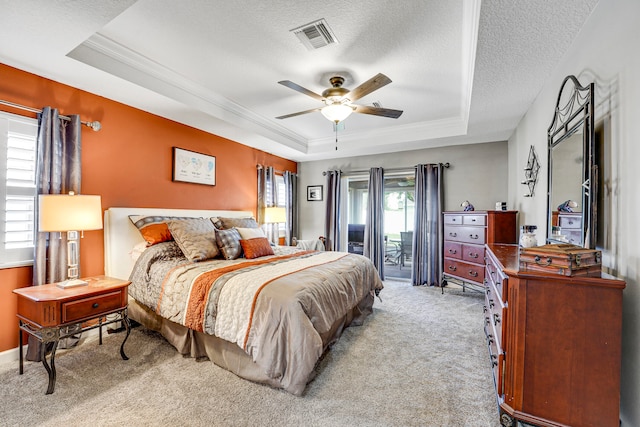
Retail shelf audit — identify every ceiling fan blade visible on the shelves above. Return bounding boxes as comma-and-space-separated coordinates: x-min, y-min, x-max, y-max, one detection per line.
278, 80, 325, 101
348, 73, 392, 102
275, 107, 322, 120
354, 105, 403, 119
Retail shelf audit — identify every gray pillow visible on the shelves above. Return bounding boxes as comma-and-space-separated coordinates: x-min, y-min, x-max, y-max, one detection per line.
167, 218, 219, 262
217, 217, 259, 229
215, 228, 243, 260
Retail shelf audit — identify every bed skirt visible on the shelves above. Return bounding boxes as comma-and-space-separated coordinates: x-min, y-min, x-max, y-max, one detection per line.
127, 292, 375, 394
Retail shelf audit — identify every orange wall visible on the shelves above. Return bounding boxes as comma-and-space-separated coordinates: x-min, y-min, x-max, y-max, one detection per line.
0, 63, 297, 352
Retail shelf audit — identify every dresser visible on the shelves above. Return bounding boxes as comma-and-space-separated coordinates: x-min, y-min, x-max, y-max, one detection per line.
485, 244, 625, 427
442, 210, 517, 290
551, 211, 583, 244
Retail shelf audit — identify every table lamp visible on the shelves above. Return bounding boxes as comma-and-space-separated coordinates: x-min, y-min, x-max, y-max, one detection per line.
38, 192, 102, 283
264, 207, 286, 243
264, 206, 286, 225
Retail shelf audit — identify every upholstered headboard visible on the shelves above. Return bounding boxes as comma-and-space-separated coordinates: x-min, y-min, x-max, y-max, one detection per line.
104, 207, 253, 281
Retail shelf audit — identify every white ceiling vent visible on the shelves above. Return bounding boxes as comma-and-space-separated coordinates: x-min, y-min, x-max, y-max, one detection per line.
291, 19, 338, 50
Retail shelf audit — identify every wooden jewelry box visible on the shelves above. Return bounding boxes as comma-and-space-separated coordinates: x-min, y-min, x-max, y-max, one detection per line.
519, 243, 601, 277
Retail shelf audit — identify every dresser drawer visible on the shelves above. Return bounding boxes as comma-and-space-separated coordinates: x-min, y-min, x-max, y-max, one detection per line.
564, 230, 583, 245
444, 241, 462, 259
485, 322, 504, 397
462, 244, 484, 263
463, 214, 486, 226
444, 259, 485, 284
62, 291, 124, 324
444, 225, 486, 245
559, 215, 581, 229
444, 214, 463, 225
485, 251, 508, 303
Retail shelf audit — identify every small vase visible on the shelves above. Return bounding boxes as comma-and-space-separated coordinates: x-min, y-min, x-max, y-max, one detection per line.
520, 232, 538, 248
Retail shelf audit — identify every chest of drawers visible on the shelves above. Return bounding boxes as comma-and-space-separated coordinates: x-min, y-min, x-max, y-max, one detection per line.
551, 211, 583, 245
485, 244, 625, 427
442, 210, 517, 290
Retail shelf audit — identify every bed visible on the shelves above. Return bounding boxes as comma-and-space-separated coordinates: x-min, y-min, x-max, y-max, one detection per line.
103, 207, 383, 395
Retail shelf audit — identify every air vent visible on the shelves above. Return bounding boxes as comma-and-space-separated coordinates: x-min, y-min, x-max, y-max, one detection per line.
291, 19, 338, 50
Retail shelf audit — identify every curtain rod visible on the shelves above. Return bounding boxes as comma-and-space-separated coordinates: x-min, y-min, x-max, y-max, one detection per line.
0, 99, 102, 131
256, 164, 296, 175
322, 163, 450, 176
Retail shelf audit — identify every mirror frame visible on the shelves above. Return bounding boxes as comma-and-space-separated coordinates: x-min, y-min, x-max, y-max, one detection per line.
546, 75, 596, 248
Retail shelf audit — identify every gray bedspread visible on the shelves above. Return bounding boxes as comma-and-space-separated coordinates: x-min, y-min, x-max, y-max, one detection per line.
129, 242, 383, 394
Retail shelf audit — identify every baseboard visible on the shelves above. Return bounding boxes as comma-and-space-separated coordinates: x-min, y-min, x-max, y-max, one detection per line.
0, 345, 26, 365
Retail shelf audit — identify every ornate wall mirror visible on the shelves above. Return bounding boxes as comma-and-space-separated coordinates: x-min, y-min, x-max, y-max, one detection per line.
547, 75, 596, 248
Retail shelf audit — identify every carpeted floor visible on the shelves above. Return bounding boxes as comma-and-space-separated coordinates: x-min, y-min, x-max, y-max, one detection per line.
0, 281, 499, 427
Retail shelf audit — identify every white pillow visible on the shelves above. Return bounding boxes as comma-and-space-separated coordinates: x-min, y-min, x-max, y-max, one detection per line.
236, 227, 266, 240
129, 241, 148, 261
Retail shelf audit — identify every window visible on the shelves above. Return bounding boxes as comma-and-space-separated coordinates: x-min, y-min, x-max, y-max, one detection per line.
0, 111, 38, 268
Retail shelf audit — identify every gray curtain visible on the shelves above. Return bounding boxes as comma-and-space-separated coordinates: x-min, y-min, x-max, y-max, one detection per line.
27, 107, 82, 361
324, 170, 341, 251
363, 167, 385, 280
283, 171, 298, 246
257, 165, 278, 244
412, 164, 444, 286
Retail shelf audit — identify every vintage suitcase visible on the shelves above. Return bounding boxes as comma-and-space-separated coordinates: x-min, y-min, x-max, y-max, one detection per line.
519, 243, 601, 277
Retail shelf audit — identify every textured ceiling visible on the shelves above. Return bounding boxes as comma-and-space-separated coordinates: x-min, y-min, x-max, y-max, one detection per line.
0, 0, 599, 161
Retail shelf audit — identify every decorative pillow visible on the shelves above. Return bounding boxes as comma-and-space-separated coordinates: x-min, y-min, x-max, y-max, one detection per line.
129, 215, 194, 246
209, 217, 223, 230
129, 241, 148, 262
167, 218, 219, 262
236, 227, 266, 240
217, 217, 259, 230
240, 237, 275, 259
215, 228, 243, 260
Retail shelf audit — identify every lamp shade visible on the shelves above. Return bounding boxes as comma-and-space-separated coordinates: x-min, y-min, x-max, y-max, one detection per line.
321, 103, 354, 123
264, 207, 286, 224
39, 194, 103, 232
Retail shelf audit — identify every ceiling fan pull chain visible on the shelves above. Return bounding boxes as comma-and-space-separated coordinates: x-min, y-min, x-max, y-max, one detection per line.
335, 124, 338, 150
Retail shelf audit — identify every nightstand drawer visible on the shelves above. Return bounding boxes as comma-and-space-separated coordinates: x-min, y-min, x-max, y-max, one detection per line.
62, 291, 124, 323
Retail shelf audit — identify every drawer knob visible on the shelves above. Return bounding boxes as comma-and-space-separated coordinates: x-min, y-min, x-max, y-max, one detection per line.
469, 252, 478, 259
448, 249, 457, 254
470, 234, 479, 239
489, 299, 495, 308
493, 313, 501, 324
448, 265, 457, 271
449, 232, 457, 237
92, 302, 99, 309
469, 270, 478, 277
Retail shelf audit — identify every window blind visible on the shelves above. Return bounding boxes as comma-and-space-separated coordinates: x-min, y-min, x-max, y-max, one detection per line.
0, 112, 37, 267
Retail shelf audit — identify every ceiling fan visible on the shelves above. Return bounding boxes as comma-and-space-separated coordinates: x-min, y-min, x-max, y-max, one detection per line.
275, 73, 403, 124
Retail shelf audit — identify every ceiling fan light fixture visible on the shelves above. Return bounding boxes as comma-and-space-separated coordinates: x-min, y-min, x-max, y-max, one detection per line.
321, 103, 354, 123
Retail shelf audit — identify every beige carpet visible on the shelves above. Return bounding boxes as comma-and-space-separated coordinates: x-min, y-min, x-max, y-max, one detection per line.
0, 281, 499, 427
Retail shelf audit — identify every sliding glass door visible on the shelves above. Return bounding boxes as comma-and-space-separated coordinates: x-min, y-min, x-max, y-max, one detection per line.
346, 173, 414, 278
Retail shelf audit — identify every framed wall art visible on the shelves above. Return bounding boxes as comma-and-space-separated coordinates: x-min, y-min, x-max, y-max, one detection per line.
172, 147, 216, 186
307, 185, 323, 201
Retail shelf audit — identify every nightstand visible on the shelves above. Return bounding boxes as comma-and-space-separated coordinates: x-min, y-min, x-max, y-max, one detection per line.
13, 276, 131, 394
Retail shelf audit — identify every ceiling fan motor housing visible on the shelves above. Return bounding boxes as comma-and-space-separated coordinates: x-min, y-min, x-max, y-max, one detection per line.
322, 76, 350, 100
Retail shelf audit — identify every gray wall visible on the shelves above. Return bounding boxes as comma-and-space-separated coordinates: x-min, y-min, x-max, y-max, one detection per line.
507, 0, 640, 424
297, 141, 508, 241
